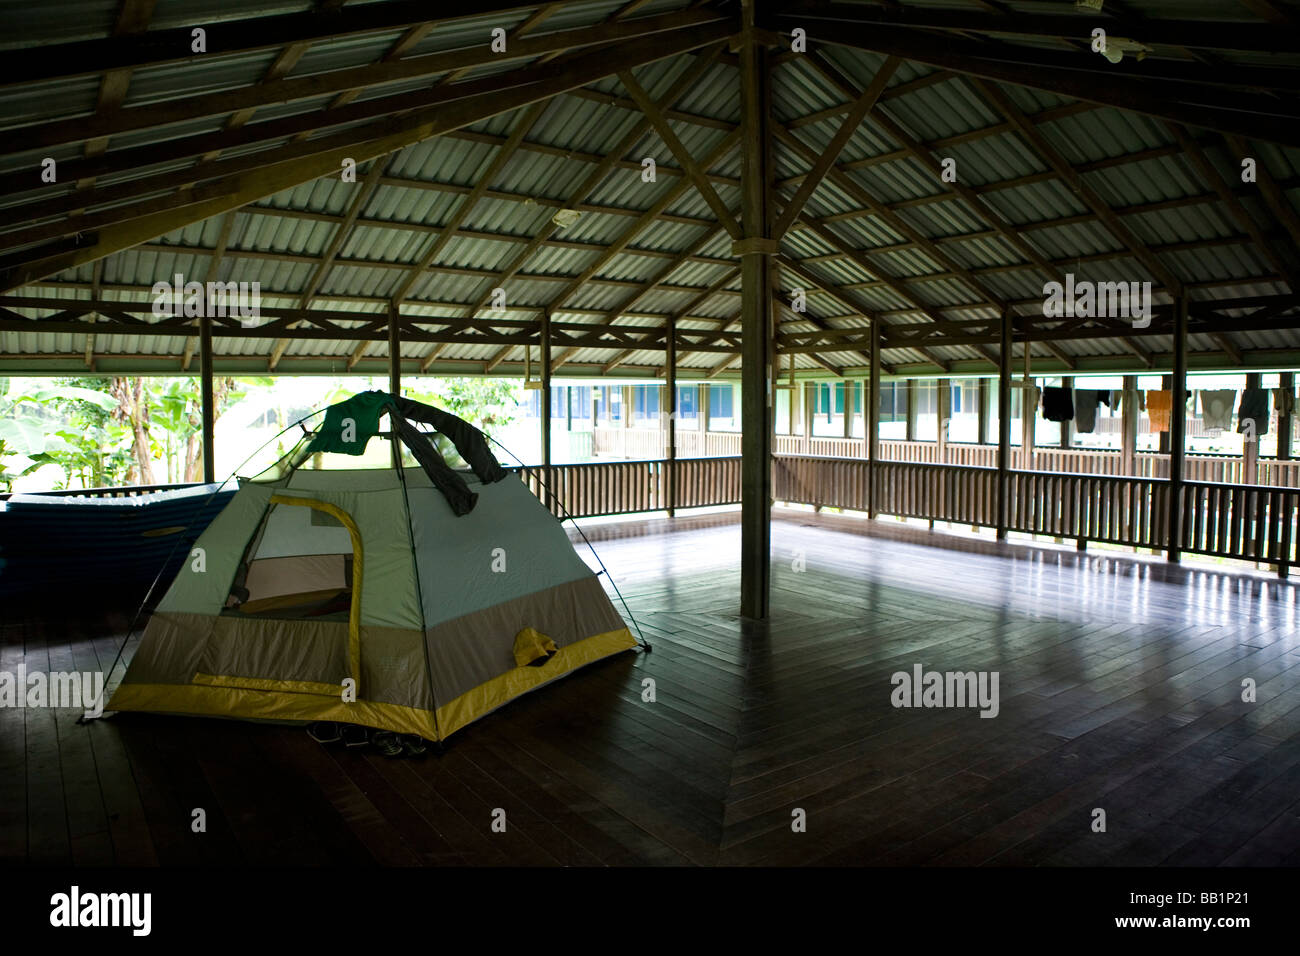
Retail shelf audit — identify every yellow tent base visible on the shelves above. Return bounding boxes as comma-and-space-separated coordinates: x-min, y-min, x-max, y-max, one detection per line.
108, 627, 638, 741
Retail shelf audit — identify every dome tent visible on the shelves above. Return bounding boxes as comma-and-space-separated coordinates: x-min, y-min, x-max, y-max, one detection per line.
107, 391, 638, 742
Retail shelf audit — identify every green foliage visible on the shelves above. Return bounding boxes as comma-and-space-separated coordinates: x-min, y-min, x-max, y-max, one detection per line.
404, 378, 522, 434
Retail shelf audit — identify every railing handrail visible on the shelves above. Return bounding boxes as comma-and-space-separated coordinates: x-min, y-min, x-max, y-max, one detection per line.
0, 480, 210, 502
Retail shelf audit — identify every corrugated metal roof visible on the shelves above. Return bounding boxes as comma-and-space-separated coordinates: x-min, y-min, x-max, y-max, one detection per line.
1, 0, 1297, 378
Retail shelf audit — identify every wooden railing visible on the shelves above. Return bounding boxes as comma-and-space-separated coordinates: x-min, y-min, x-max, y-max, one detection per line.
8, 457, 1293, 576
514, 457, 741, 519
0, 481, 209, 501
591, 428, 1300, 488
772, 456, 1298, 575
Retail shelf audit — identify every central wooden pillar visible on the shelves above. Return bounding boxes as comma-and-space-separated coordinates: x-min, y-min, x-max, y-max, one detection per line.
737, 0, 774, 620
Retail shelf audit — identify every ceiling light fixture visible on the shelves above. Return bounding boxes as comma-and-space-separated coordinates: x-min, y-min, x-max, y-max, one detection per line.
551, 209, 582, 228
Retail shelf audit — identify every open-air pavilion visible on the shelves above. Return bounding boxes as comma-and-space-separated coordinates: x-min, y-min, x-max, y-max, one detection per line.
2, 0, 1300, 871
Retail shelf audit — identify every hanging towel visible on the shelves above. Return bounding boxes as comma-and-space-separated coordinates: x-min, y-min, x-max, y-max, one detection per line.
1099, 390, 1114, 408
1274, 388, 1294, 418
1146, 389, 1172, 432
1237, 388, 1270, 435
1199, 389, 1235, 431
1073, 390, 1101, 433
1041, 386, 1074, 423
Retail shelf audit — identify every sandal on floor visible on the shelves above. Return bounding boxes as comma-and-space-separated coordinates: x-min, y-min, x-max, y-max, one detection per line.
307, 721, 341, 745
371, 730, 403, 757
399, 734, 428, 757
340, 724, 369, 748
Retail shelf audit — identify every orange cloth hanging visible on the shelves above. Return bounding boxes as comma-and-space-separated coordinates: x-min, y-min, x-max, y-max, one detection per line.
1146, 389, 1172, 432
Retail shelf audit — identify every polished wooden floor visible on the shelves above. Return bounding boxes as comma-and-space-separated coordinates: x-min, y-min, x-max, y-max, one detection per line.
4, 510, 1300, 866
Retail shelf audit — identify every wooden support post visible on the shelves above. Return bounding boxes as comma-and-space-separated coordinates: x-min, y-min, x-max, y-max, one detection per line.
540, 309, 552, 469
842, 382, 853, 438
937, 377, 951, 463
904, 378, 917, 442
739, 0, 773, 620
1281, 372, 1295, 461
1244, 372, 1261, 485
199, 312, 215, 484
977, 378, 989, 447
997, 309, 1012, 540
868, 320, 880, 516
1168, 296, 1188, 562
803, 381, 815, 453
388, 306, 402, 468
388, 305, 401, 397
700, 381, 710, 454
1159, 374, 1172, 456
665, 314, 677, 517
1021, 338, 1035, 470
1122, 375, 1138, 477
1060, 376, 1073, 449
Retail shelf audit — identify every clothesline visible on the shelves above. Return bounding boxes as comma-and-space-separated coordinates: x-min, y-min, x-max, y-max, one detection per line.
1037, 387, 1288, 435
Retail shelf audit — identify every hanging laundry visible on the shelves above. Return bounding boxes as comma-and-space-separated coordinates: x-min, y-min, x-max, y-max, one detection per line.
1237, 388, 1270, 435
1041, 386, 1074, 423
1098, 390, 1114, 408
1198, 389, 1236, 431
1146, 389, 1172, 432
1073, 390, 1101, 433
1274, 388, 1295, 418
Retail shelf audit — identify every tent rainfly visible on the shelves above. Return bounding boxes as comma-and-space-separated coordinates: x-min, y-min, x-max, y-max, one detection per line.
108, 391, 638, 741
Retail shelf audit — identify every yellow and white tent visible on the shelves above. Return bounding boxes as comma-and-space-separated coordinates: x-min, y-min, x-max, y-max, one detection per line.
108, 392, 638, 742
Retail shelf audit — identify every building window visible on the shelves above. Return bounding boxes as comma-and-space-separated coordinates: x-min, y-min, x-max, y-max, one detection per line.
708, 384, 733, 419
676, 386, 697, 420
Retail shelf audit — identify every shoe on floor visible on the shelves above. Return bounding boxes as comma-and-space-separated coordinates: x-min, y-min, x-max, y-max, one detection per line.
399, 734, 428, 757
307, 721, 341, 745
340, 724, 369, 748
371, 730, 403, 757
